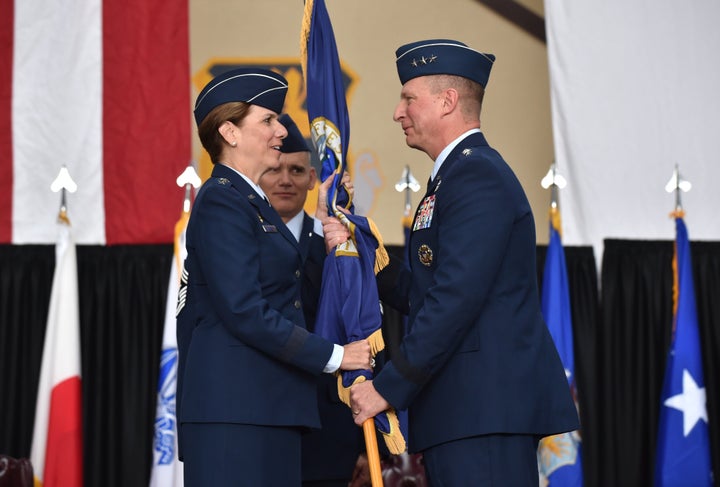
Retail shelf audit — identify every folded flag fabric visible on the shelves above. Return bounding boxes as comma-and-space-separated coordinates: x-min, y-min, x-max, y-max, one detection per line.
314, 212, 406, 454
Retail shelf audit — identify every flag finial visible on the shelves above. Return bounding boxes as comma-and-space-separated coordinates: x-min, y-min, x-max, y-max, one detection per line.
50, 166, 78, 224
541, 161, 567, 211
395, 164, 421, 217
665, 163, 691, 217
176, 164, 201, 214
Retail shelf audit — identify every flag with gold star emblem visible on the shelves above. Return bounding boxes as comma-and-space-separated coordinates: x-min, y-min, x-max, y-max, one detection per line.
654, 216, 712, 486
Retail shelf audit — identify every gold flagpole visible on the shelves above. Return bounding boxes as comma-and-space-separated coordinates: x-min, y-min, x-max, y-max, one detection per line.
362, 418, 384, 486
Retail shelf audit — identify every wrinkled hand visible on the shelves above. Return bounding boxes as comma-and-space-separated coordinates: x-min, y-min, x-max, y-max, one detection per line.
341, 339, 372, 371
322, 215, 351, 253
350, 380, 390, 425
315, 171, 353, 220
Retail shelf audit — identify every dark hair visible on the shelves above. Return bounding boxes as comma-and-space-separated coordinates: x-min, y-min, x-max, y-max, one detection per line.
197, 102, 251, 164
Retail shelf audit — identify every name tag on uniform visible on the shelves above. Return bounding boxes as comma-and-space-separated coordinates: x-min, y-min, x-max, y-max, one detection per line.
413, 194, 436, 231
257, 212, 278, 233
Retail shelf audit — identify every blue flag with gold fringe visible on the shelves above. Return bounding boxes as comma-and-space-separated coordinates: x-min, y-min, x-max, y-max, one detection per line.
655, 217, 712, 486
300, 0, 405, 455
538, 211, 583, 486
312, 212, 406, 456
300, 0, 350, 211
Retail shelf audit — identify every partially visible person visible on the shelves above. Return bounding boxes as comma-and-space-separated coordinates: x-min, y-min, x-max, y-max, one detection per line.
176, 68, 371, 487
349, 453, 372, 487
348, 39, 580, 486
260, 113, 365, 487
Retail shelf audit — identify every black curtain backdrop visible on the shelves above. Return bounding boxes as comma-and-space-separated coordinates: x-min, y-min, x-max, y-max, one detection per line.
596, 240, 720, 487
0, 240, 718, 486
0, 244, 172, 487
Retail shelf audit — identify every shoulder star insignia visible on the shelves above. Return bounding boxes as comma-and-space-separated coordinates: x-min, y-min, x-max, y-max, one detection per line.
462, 148, 473, 156
428, 54, 437, 63
410, 59, 418, 67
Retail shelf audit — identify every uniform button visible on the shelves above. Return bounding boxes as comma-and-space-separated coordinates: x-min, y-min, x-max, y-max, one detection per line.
295, 269, 301, 278
294, 300, 302, 309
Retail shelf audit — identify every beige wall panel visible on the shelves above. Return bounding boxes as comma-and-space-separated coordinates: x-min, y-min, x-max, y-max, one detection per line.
190, 0, 552, 244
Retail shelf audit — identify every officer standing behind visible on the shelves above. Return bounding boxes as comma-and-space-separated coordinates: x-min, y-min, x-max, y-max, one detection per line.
176, 68, 371, 486
348, 39, 579, 486
259, 113, 365, 487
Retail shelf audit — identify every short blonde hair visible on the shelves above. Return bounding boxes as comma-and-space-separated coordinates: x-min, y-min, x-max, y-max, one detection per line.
428, 74, 484, 121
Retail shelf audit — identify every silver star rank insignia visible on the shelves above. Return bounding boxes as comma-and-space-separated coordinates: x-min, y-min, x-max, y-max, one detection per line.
462, 148, 472, 156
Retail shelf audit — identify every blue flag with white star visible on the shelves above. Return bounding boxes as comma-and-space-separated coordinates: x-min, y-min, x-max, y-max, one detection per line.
654, 217, 712, 487
537, 213, 583, 486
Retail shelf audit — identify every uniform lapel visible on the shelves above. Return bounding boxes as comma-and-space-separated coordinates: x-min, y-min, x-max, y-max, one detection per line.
408, 132, 490, 256
297, 213, 315, 261
211, 164, 300, 251
433, 131, 488, 187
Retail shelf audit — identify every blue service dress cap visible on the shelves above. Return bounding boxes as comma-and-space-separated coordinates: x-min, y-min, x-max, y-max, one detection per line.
395, 39, 496, 88
278, 114, 311, 153
194, 68, 288, 126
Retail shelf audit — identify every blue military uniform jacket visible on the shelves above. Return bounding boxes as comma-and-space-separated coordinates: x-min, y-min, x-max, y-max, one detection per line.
375, 132, 579, 452
176, 164, 335, 455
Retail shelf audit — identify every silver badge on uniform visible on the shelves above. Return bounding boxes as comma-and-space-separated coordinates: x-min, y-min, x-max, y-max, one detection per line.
418, 244, 434, 266
413, 194, 435, 231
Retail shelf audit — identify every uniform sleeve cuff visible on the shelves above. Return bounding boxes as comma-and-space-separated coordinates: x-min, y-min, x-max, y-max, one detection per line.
323, 343, 343, 373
